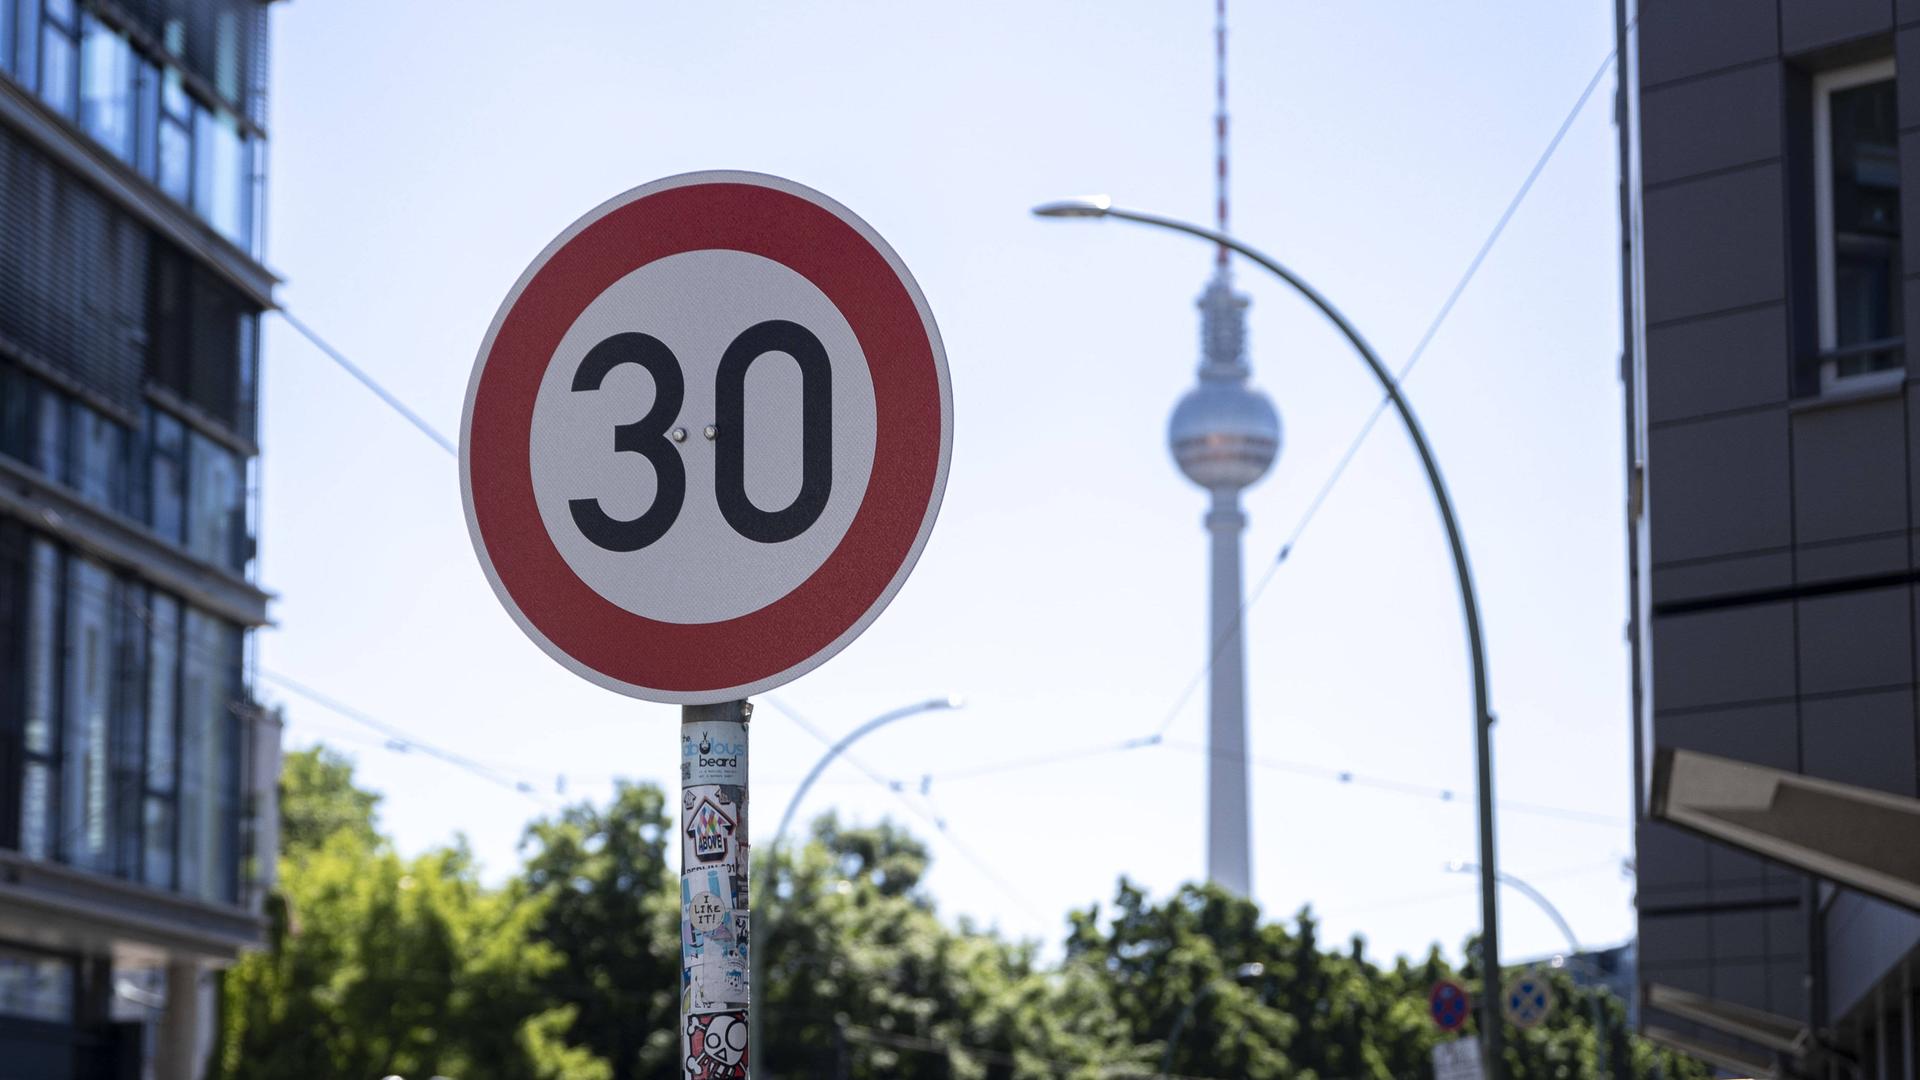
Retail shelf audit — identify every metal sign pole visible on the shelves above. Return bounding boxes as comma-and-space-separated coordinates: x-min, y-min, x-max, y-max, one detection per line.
681, 700, 752, 1079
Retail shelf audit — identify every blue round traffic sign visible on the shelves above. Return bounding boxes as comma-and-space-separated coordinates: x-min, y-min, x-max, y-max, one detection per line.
1429, 979, 1470, 1031
1503, 973, 1553, 1029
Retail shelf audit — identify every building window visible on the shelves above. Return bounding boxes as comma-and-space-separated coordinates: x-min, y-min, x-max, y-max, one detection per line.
186, 431, 243, 573
1815, 60, 1903, 391
61, 556, 112, 872
142, 592, 179, 890
20, 539, 58, 861
193, 106, 248, 246
13, 0, 38, 101
69, 402, 129, 515
78, 15, 134, 163
0, 945, 74, 1023
0, 0, 14, 79
3, 531, 244, 903
178, 607, 239, 904
156, 66, 192, 204
145, 407, 187, 545
35, 0, 76, 119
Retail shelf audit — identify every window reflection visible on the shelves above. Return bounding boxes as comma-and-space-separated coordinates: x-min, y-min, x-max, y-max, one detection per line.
71, 404, 127, 514
179, 608, 239, 904
0, 946, 73, 1023
144, 592, 180, 890
37, 21, 73, 118
193, 106, 246, 245
21, 539, 58, 861
79, 16, 133, 161
157, 112, 190, 203
146, 408, 186, 544
62, 557, 113, 872
1829, 77, 1902, 377
187, 432, 243, 572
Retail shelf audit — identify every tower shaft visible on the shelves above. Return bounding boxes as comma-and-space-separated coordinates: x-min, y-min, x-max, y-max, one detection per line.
1204, 489, 1253, 895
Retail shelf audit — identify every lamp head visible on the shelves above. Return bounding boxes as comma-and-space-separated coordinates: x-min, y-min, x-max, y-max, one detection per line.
1031, 195, 1113, 219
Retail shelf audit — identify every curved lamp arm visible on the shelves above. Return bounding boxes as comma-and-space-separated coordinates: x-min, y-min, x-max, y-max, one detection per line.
1037, 196, 1503, 1080
767, 696, 963, 855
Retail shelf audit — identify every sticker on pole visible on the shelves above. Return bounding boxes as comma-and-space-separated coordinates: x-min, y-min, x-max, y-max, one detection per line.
461, 171, 952, 703
1429, 978, 1470, 1032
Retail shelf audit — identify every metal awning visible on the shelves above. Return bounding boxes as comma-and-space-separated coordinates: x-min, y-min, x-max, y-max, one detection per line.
1643, 1023, 1778, 1079
1645, 983, 1808, 1057
1650, 747, 1920, 912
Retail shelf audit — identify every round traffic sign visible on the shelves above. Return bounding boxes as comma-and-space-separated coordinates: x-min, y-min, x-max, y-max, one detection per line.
462, 172, 952, 703
1503, 972, 1553, 1030
1428, 979, 1470, 1031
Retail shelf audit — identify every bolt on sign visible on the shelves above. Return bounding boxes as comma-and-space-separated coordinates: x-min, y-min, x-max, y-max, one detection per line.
460, 171, 952, 1080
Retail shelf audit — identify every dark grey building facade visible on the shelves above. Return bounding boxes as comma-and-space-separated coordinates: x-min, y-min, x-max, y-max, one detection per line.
0, 1, 281, 1078
1624, 1, 1920, 1075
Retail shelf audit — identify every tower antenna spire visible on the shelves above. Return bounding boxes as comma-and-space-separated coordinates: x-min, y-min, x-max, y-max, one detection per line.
1214, 0, 1230, 268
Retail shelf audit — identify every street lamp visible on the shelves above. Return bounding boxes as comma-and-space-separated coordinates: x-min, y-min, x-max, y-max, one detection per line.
1160, 962, 1266, 1077
1036, 195, 1505, 1079
1445, 860, 1614, 1078
751, 695, 964, 1078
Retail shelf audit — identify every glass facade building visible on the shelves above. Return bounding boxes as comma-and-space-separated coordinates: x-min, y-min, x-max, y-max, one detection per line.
0, 2, 277, 1078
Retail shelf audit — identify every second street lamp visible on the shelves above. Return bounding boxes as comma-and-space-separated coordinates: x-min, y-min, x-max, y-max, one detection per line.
1035, 195, 1507, 1079
751, 695, 964, 1078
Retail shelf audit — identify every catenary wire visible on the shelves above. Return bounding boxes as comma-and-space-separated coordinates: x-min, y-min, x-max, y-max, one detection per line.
275, 309, 459, 457
1151, 33, 1629, 748
1268, 41, 1622, 565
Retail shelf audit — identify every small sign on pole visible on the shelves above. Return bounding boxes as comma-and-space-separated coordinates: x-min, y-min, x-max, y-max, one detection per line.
1429, 978, 1471, 1032
1503, 971, 1554, 1030
1432, 1034, 1484, 1080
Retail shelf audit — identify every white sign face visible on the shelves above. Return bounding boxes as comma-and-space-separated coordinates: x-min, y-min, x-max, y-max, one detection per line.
1431, 1036, 1484, 1080
462, 172, 952, 703
529, 250, 878, 625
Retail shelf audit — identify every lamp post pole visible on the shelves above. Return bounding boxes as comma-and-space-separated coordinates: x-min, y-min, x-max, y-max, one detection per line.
750, 696, 963, 1078
1035, 196, 1504, 1080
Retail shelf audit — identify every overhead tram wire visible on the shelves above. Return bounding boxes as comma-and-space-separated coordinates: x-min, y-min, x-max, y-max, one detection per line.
911, 729, 1626, 829
257, 669, 548, 803
1269, 40, 1621, 564
274, 309, 460, 457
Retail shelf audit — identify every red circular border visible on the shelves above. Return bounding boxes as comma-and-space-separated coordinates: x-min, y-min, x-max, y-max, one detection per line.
466, 181, 943, 694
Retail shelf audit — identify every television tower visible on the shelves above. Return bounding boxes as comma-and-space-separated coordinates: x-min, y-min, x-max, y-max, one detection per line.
1166, 0, 1280, 896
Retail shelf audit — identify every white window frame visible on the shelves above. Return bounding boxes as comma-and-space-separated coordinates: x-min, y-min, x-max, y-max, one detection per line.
1814, 58, 1903, 394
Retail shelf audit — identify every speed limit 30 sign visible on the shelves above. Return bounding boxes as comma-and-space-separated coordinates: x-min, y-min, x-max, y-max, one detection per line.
460, 172, 952, 703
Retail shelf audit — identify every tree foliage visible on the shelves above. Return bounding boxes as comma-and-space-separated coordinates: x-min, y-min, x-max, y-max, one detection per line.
217, 747, 1715, 1080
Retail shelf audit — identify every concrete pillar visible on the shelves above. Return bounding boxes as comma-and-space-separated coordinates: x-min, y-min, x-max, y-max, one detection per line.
154, 960, 204, 1080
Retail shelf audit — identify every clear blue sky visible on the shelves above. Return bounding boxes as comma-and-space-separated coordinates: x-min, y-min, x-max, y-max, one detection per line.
259, 0, 1631, 965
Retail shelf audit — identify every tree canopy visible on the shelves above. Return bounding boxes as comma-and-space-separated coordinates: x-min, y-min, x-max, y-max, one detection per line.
216, 747, 1711, 1080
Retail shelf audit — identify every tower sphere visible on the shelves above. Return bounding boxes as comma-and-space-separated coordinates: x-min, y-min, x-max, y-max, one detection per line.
1168, 380, 1281, 491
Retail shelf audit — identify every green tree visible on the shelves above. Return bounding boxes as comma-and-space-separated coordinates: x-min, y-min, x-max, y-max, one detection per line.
214, 748, 608, 1080
1068, 879, 1714, 1080
756, 815, 1139, 1079
218, 749, 1724, 1080
517, 781, 684, 1079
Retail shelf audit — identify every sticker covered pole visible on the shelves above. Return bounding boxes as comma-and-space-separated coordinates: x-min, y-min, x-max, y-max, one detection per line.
681, 700, 751, 1079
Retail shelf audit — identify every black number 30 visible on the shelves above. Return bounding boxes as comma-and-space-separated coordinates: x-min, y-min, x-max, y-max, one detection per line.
568, 320, 833, 552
